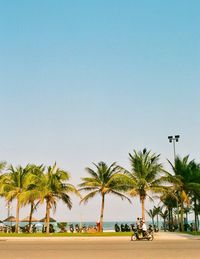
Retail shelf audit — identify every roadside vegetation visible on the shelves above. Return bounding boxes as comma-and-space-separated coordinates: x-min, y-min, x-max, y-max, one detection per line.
0, 148, 199, 234
0, 232, 132, 237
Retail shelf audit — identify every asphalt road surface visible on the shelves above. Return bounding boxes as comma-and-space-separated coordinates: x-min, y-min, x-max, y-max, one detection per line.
0, 238, 199, 259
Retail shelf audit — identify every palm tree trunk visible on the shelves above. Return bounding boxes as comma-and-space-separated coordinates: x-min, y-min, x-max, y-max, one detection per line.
168, 208, 171, 231
177, 203, 180, 231
28, 202, 34, 233
168, 208, 173, 231
46, 201, 50, 234
164, 218, 166, 231
171, 208, 174, 228
99, 194, 105, 232
152, 217, 154, 227
141, 197, 145, 220
15, 198, 20, 233
194, 198, 198, 231
156, 214, 159, 229
180, 202, 184, 232
186, 211, 188, 225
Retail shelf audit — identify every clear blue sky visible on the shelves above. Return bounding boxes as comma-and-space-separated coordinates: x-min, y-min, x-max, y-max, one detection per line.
0, 0, 199, 222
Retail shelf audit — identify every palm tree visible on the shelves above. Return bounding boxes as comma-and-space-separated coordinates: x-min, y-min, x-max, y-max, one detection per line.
19, 164, 45, 232
146, 208, 157, 226
192, 195, 200, 231
159, 209, 168, 231
32, 163, 79, 234
121, 148, 167, 220
153, 206, 161, 228
160, 189, 178, 231
79, 161, 131, 232
0, 165, 29, 233
168, 156, 200, 231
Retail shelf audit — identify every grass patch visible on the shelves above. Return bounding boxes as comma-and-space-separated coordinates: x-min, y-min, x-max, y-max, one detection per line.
0, 232, 132, 237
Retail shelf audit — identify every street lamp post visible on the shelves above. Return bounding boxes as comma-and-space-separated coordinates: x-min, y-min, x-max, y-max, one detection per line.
168, 135, 181, 231
168, 135, 180, 162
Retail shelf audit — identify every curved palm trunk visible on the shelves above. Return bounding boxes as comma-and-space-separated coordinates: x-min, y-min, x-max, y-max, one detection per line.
28, 202, 34, 233
99, 194, 105, 232
46, 201, 51, 234
15, 198, 20, 233
141, 197, 145, 220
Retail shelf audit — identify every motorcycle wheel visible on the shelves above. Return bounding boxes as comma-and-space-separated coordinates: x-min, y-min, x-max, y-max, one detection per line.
148, 235, 154, 241
131, 234, 137, 241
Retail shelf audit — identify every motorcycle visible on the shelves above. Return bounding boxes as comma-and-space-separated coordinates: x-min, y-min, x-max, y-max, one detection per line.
131, 226, 154, 241
69, 224, 74, 233
153, 225, 159, 232
121, 224, 125, 232
114, 223, 120, 232
75, 224, 80, 233
125, 224, 131, 232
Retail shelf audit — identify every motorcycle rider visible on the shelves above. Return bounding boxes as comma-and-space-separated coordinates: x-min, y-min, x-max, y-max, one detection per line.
142, 220, 147, 237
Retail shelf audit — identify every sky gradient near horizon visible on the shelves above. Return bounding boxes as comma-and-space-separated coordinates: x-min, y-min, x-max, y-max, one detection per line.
0, 0, 200, 222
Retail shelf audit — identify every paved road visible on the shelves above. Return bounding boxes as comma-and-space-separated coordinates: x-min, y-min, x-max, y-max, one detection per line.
0, 238, 199, 259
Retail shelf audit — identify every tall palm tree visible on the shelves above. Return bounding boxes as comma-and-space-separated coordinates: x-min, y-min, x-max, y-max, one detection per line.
19, 164, 44, 232
168, 156, 200, 231
121, 148, 167, 220
79, 161, 131, 232
0, 165, 29, 233
32, 163, 79, 234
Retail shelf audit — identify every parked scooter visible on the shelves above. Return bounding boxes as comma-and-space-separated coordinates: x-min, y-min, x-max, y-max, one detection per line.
153, 225, 159, 232
125, 224, 130, 232
114, 223, 120, 232
121, 224, 125, 232
131, 225, 154, 241
75, 224, 80, 233
69, 224, 74, 233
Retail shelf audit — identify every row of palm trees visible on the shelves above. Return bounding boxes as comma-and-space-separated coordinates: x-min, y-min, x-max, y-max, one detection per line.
0, 163, 79, 233
0, 148, 200, 233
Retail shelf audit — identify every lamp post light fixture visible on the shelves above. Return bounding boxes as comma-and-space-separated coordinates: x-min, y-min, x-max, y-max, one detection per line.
168, 135, 180, 162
